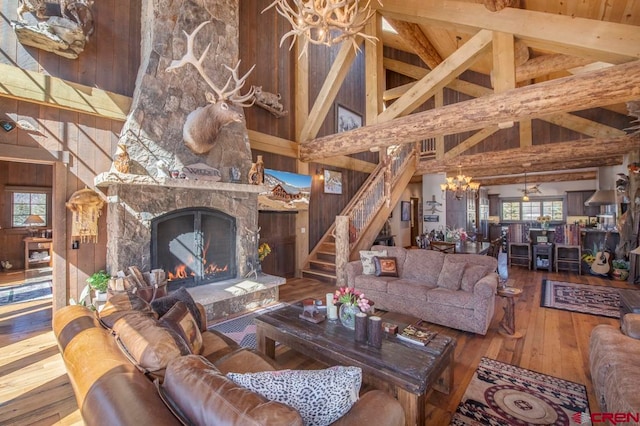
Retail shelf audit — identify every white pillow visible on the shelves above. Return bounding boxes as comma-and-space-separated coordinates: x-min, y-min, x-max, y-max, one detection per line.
227, 366, 362, 426
359, 250, 387, 275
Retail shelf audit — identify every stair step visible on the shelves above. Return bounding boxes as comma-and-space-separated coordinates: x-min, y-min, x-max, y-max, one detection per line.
301, 269, 336, 284
317, 249, 336, 256
316, 252, 336, 262
309, 259, 336, 268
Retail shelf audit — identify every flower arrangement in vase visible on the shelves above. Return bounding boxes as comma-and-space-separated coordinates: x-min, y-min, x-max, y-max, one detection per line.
536, 215, 552, 230
257, 242, 271, 273
333, 287, 371, 330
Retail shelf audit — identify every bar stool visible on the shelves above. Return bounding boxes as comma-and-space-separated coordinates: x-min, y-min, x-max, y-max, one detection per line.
508, 242, 531, 269
555, 244, 581, 274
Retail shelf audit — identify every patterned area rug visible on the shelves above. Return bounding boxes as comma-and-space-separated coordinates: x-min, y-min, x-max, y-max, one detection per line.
451, 357, 589, 425
0, 280, 52, 305
209, 302, 287, 349
540, 279, 620, 318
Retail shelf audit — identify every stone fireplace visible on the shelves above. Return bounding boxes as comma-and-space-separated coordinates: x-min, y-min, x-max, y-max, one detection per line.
94, 0, 283, 320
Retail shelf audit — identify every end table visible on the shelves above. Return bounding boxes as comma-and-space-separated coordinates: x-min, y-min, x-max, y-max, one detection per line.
497, 287, 523, 338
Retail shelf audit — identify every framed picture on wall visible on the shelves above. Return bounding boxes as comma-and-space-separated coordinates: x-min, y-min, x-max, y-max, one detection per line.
336, 104, 362, 133
401, 201, 411, 221
323, 170, 343, 194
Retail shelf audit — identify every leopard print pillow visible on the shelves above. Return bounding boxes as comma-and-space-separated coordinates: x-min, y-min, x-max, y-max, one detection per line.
227, 366, 362, 426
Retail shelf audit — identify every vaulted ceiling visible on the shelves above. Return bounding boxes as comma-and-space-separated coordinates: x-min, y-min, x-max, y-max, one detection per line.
297, 0, 640, 184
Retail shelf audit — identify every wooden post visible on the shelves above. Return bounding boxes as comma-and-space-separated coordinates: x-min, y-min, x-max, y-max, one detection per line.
335, 216, 350, 287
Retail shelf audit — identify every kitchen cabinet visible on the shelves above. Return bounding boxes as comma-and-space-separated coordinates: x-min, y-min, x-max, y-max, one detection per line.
566, 191, 599, 216
489, 194, 500, 216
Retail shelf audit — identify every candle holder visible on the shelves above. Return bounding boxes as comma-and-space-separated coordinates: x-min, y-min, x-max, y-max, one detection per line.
354, 312, 368, 343
367, 316, 382, 348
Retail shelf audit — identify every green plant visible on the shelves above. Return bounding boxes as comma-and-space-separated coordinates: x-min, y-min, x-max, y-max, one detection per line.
86, 270, 110, 293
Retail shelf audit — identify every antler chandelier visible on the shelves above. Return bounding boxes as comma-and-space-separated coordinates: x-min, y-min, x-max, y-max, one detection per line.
263, 0, 381, 56
440, 165, 480, 200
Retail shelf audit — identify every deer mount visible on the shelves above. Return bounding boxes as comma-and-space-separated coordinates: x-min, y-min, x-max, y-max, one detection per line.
165, 21, 256, 155
252, 86, 288, 118
12, 0, 95, 59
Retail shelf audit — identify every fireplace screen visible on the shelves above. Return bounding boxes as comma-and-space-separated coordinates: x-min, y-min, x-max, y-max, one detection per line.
151, 208, 236, 289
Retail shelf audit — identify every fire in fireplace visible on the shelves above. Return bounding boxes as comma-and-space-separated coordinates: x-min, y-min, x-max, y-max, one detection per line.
151, 208, 236, 290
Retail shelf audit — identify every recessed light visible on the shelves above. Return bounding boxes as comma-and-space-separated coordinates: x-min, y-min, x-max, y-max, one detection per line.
1, 121, 15, 132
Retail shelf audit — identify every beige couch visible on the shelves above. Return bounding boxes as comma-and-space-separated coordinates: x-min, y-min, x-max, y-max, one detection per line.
589, 313, 640, 414
346, 245, 498, 335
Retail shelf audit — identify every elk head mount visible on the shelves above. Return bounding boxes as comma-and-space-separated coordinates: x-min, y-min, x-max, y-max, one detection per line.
165, 21, 256, 155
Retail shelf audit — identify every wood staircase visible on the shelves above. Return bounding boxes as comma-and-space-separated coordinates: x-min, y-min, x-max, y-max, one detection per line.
301, 144, 418, 285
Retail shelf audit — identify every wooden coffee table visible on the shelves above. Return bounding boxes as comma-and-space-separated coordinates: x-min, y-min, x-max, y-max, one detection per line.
254, 303, 456, 426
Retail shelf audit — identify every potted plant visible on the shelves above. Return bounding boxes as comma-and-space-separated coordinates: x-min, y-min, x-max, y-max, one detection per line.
87, 270, 110, 301
612, 259, 630, 281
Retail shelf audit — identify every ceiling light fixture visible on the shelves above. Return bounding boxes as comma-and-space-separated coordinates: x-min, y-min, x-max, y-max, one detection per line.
263, 0, 381, 56
522, 171, 530, 201
440, 164, 480, 200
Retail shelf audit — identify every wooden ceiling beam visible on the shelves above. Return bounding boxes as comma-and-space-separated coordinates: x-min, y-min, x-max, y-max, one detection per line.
416, 136, 637, 174
477, 170, 597, 186
449, 156, 623, 178
384, 18, 443, 69
378, 29, 492, 122
300, 60, 640, 161
376, 0, 640, 63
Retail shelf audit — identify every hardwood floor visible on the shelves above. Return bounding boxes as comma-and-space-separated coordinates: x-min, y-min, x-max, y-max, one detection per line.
0, 268, 632, 425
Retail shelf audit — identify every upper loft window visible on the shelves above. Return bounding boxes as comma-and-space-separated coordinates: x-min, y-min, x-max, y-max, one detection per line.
500, 198, 564, 223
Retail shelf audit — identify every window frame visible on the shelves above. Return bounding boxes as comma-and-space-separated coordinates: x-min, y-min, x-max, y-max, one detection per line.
499, 197, 565, 224
5, 186, 52, 229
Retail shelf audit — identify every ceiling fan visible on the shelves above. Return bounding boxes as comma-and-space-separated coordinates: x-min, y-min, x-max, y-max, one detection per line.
520, 169, 542, 201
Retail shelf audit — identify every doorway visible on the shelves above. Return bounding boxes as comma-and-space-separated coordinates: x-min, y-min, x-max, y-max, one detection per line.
410, 197, 421, 247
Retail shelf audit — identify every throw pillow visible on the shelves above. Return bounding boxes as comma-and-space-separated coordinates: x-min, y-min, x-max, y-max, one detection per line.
112, 310, 191, 374
98, 292, 157, 329
373, 256, 399, 277
151, 287, 202, 330
460, 264, 491, 292
436, 257, 465, 291
160, 355, 303, 426
359, 250, 387, 275
159, 301, 204, 355
227, 366, 362, 426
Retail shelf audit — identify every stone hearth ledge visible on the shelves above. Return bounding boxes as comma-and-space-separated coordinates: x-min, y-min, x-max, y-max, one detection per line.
95, 171, 265, 194
187, 273, 286, 323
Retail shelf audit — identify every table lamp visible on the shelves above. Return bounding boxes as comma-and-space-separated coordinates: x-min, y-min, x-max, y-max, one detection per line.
23, 214, 45, 236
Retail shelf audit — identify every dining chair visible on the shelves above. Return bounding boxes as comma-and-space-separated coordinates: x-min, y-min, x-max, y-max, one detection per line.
430, 241, 456, 254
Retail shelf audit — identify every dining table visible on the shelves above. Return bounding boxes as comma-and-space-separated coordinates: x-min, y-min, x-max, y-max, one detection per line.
454, 241, 491, 255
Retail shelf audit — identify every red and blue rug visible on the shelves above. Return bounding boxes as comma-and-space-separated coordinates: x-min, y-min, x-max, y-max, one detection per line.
540, 279, 620, 318
208, 302, 286, 349
451, 357, 589, 425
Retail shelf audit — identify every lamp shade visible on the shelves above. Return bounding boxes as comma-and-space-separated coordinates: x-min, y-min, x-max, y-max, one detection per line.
23, 214, 45, 226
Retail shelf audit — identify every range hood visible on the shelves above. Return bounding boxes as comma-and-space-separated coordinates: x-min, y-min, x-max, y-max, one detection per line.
584, 166, 621, 207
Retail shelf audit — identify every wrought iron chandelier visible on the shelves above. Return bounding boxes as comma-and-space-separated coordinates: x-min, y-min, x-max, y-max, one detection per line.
440, 165, 480, 200
263, 0, 381, 56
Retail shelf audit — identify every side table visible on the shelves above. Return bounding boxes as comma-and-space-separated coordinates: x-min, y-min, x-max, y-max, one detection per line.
533, 243, 554, 272
497, 287, 523, 338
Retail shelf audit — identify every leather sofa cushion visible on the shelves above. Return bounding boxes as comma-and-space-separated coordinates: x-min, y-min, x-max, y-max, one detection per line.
160, 355, 303, 425
113, 311, 191, 375
214, 348, 277, 374
159, 302, 203, 355
152, 287, 203, 331
98, 292, 157, 329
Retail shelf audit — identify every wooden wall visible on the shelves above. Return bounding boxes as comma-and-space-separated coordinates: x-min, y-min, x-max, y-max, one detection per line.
0, 0, 140, 301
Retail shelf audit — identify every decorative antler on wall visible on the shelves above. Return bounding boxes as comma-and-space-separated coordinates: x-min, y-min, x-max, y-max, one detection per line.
263, 0, 381, 56
165, 21, 256, 155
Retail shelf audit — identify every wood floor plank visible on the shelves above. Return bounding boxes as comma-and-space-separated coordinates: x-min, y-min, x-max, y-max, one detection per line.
0, 268, 634, 425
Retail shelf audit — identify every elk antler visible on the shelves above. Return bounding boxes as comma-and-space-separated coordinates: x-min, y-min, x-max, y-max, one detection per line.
166, 21, 255, 107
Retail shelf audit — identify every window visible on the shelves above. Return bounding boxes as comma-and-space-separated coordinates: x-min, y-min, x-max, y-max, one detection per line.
500, 198, 564, 223
12, 191, 49, 228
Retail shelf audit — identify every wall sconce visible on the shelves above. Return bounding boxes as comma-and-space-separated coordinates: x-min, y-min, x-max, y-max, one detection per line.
317, 168, 325, 181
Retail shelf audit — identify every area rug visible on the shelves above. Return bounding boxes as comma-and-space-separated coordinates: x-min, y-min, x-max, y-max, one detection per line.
0, 280, 52, 305
450, 357, 589, 425
209, 302, 287, 349
540, 279, 620, 318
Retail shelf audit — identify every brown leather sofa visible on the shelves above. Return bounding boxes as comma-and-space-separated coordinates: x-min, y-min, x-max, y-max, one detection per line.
53, 301, 405, 426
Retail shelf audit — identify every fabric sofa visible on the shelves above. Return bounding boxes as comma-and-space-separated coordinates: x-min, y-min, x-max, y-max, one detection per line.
52, 292, 405, 426
346, 245, 498, 335
589, 313, 640, 414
